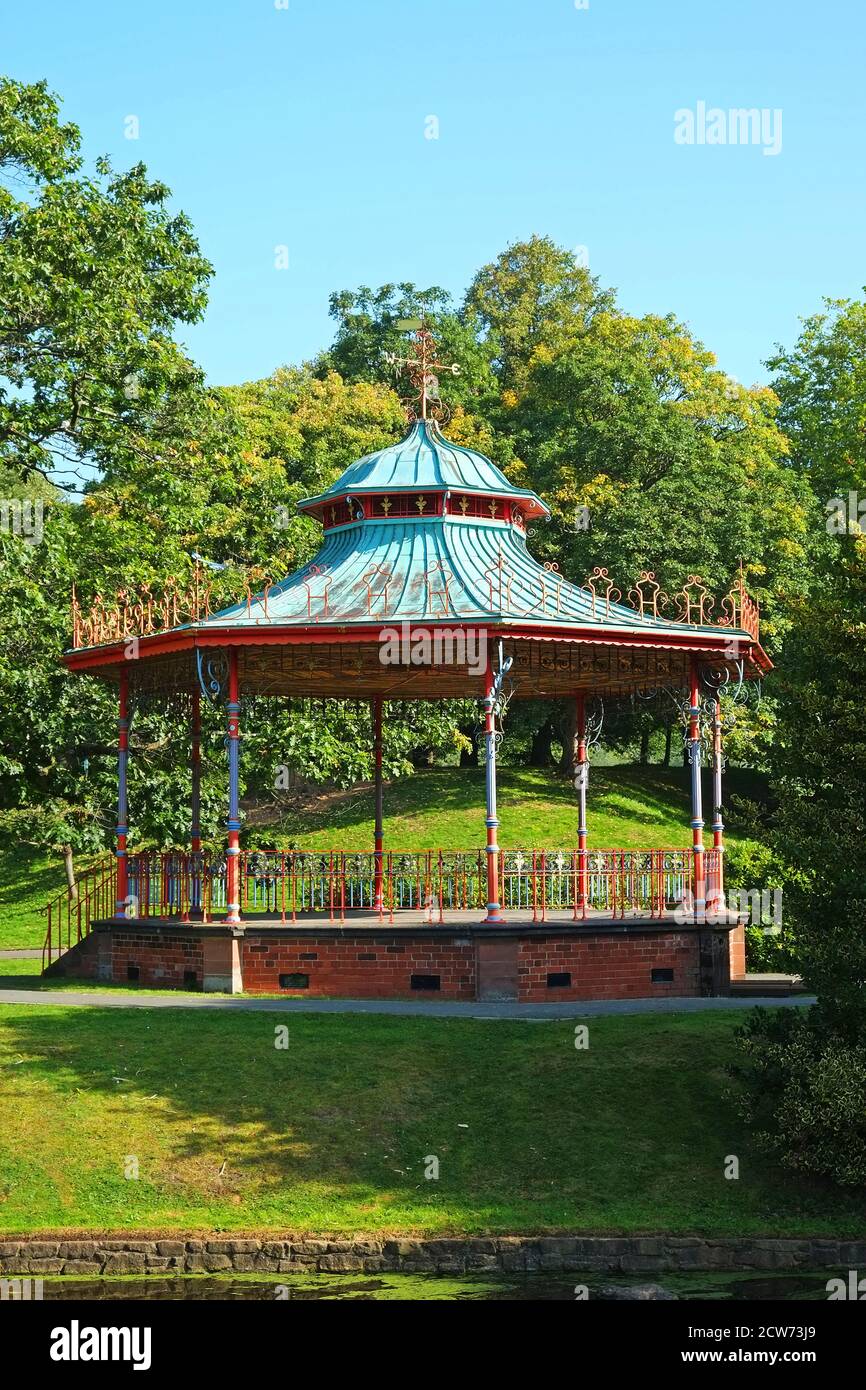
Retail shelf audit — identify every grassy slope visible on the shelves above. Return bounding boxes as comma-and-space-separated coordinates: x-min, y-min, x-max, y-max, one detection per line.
0, 1005, 856, 1237
0, 846, 106, 951
266, 764, 764, 851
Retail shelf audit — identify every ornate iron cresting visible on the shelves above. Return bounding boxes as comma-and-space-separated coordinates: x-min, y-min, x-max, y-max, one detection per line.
616, 567, 760, 641
71, 565, 214, 649
585, 567, 622, 618
71, 547, 762, 654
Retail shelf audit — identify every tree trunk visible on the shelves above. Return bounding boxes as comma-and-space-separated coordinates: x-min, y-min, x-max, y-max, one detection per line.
459, 724, 479, 767
528, 721, 555, 767
558, 701, 579, 773
639, 728, 650, 765
62, 843, 78, 900
663, 721, 673, 768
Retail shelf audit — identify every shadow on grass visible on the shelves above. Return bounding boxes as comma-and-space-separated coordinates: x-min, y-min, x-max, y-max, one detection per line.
0, 1003, 859, 1237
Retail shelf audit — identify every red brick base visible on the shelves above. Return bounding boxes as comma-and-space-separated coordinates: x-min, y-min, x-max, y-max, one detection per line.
48, 920, 737, 1001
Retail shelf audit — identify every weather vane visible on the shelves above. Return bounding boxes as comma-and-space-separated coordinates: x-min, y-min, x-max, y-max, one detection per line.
384, 318, 461, 421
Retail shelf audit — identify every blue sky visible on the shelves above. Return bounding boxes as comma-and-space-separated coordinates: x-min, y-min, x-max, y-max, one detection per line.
7, 0, 865, 388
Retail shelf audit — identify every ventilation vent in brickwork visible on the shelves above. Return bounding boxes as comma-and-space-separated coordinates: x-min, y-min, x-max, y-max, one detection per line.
126, 964, 140, 982
279, 973, 309, 990
547, 972, 571, 988
652, 968, 674, 983
411, 974, 440, 991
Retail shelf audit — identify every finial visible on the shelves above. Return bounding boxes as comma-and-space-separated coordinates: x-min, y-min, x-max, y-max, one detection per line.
384, 318, 461, 422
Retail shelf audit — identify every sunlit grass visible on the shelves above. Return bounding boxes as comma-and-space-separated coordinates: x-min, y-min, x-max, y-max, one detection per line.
0, 1004, 854, 1238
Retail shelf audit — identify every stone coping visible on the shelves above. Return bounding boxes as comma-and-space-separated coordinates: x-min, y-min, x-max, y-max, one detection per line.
1, 1234, 863, 1276
91, 918, 736, 940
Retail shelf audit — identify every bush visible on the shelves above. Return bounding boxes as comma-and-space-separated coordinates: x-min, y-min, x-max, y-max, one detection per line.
724, 838, 799, 972
732, 1007, 866, 1187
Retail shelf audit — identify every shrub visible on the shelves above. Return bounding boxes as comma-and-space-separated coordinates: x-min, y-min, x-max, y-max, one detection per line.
732, 1007, 866, 1187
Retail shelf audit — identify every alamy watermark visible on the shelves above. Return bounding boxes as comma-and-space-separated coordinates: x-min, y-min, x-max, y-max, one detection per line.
0, 498, 44, 546
675, 886, 783, 928
379, 622, 487, 676
1, 1277, 44, 1300
827, 1271, 866, 1300
825, 491, 865, 535
674, 102, 782, 157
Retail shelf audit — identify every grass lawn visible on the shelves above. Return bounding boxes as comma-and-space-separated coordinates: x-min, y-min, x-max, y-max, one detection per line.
0, 1004, 856, 1238
0, 765, 769, 949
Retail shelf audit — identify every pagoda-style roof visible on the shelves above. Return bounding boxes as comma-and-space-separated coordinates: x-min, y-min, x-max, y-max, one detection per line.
298, 418, 549, 518
65, 418, 771, 699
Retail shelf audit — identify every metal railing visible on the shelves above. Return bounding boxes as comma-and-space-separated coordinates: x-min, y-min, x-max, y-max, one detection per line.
123, 847, 716, 925
42, 856, 117, 971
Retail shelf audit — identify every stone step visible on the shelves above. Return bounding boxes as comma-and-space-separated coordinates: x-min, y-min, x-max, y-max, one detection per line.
730, 972, 806, 997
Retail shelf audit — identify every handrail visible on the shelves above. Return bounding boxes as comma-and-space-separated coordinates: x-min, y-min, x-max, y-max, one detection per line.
41, 855, 116, 973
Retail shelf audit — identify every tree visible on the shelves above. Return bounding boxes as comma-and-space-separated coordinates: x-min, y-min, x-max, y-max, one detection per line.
322, 281, 497, 411
0, 77, 212, 492
464, 234, 613, 391
732, 293, 866, 1187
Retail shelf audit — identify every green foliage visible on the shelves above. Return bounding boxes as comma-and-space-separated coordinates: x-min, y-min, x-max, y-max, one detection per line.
733, 1008, 866, 1187
0, 78, 212, 492
464, 234, 613, 390
768, 296, 866, 509
732, 291, 866, 1188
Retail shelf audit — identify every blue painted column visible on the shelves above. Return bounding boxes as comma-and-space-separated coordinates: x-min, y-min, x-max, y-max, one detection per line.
710, 697, 725, 911
225, 650, 242, 924
481, 657, 506, 924
189, 686, 203, 919
575, 692, 588, 910
115, 667, 130, 919
688, 659, 706, 921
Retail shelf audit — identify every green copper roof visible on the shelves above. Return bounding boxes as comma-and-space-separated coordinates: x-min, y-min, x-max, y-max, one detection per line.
199, 420, 752, 641
299, 418, 549, 515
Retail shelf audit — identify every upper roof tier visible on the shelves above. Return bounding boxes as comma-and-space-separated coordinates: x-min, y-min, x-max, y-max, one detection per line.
298, 418, 549, 519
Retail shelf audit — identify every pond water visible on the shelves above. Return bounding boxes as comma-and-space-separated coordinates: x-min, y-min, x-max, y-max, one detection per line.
38, 1271, 831, 1301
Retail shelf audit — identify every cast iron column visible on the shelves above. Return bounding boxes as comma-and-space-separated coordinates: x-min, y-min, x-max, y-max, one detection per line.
114, 667, 130, 919
688, 658, 706, 921
575, 692, 588, 910
482, 657, 505, 924
372, 695, 384, 915
225, 650, 242, 925
189, 686, 202, 919
710, 696, 725, 911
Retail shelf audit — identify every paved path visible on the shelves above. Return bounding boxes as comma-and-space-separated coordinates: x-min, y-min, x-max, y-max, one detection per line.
0, 988, 815, 1020
0, 949, 41, 958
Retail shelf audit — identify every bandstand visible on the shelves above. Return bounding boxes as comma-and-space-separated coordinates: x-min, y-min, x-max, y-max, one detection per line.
48, 335, 770, 1001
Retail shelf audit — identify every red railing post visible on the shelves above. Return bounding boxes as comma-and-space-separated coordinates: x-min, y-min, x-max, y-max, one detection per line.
438, 850, 444, 924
